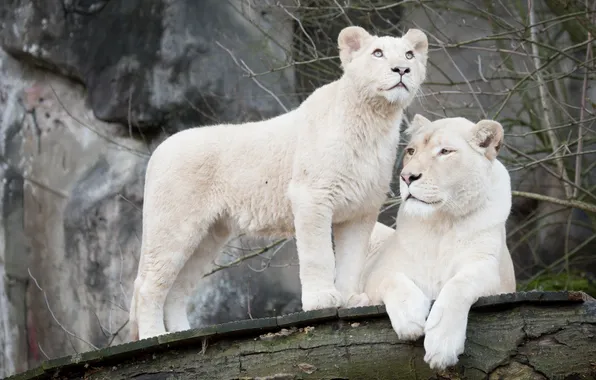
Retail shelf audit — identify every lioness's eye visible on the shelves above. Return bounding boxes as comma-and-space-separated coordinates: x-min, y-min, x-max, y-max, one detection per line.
406, 148, 415, 156
439, 148, 454, 155
372, 49, 384, 58
405, 50, 414, 60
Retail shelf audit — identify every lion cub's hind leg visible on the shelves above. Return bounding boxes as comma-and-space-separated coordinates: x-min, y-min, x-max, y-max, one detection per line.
164, 221, 233, 332
134, 208, 221, 339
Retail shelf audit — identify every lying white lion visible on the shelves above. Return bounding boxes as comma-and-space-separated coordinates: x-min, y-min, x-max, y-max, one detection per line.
130, 26, 429, 340
362, 115, 516, 370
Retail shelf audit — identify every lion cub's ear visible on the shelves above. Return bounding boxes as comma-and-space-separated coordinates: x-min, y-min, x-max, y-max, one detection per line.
470, 120, 504, 161
338, 26, 372, 65
403, 29, 429, 59
405, 114, 432, 136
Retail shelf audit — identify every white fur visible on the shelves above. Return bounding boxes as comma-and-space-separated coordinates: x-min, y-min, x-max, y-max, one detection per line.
129, 27, 429, 340
362, 115, 516, 370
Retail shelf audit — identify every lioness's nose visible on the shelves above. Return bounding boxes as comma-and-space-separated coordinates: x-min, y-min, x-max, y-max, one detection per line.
392, 66, 410, 75
400, 172, 422, 185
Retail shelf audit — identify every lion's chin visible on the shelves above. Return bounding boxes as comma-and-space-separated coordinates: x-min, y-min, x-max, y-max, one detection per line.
381, 86, 414, 104
402, 197, 439, 218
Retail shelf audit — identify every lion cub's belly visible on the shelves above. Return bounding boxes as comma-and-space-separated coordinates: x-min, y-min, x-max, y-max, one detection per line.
230, 164, 391, 236
228, 136, 395, 236
228, 173, 295, 237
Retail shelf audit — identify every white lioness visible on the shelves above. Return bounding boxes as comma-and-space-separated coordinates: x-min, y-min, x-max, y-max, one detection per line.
130, 26, 429, 339
362, 115, 516, 370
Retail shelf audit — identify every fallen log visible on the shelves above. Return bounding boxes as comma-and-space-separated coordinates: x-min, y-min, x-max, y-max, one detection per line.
4, 291, 596, 380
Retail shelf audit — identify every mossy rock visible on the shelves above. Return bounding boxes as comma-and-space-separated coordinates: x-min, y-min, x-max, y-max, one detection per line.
521, 270, 596, 297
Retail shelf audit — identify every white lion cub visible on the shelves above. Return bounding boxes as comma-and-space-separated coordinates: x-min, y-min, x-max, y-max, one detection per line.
130, 26, 429, 339
362, 115, 516, 370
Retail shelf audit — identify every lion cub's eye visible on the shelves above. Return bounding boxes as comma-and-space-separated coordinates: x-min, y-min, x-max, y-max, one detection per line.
372, 49, 384, 58
405, 50, 414, 60
439, 148, 455, 155
405, 147, 415, 156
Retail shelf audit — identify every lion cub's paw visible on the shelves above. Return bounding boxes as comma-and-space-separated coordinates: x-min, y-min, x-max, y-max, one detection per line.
423, 302, 467, 370
344, 292, 371, 308
385, 293, 430, 341
301, 288, 343, 311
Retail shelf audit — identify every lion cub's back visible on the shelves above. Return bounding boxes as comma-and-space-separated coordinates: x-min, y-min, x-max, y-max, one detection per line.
145, 115, 300, 236
148, 114, 297, 179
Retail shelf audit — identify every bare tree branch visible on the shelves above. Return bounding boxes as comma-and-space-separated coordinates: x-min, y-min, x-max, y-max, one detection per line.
204, 239, 288, 277
573, 1, 594, 198
527, 0, 573, 198
512, 190, 596, 214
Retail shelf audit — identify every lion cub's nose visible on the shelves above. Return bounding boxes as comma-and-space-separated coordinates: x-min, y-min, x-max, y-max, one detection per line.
400, 172, 422, 185
391, 66, 411, 75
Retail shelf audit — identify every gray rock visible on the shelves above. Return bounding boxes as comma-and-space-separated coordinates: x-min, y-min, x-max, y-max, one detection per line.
0, 0, 299, 375
0, 0, 297, 132
0, 47, 301, 377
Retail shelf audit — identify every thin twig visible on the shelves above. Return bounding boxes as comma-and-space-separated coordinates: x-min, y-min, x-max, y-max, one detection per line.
28, 268, 99, 350
246, 238, 291, 273
246, 282, 253, 320
48, 84, 148, 158
118, 244, 129, 311
38, 343, 50, 360
215, 41, 289, 113
506, 144, 596, 201
106, 319, 129, 347
117, 194, 143, 212
204, 239, 287, 277
508, 149, 596, 172
278, 3, 319, 58
574, 1, 594, 198
521, 233, 596, 288
0, 155, 68, 198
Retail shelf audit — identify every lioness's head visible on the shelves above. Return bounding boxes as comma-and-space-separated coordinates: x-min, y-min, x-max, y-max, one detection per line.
337, 26, 428, 105
399, 115, 505, 218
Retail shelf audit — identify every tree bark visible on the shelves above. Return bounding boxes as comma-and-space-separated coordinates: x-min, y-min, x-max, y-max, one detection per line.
6, 291, 596, 380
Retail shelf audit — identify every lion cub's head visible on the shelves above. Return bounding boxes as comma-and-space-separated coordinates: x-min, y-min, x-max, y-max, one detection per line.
337, 26, 428, 106
399, 115, 505, 218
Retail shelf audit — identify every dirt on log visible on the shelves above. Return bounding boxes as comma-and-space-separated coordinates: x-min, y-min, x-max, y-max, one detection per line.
4, 291, 596, 380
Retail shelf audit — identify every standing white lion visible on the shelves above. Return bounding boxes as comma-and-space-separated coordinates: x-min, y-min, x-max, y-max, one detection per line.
130, 26, 429, 340
363, 115, 516, 370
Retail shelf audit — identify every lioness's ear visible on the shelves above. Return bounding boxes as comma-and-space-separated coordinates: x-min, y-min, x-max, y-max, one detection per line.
403, 29, 429, 58
338, 26, 372, 65
470, 120, 504, 160
405, 114, 432, 136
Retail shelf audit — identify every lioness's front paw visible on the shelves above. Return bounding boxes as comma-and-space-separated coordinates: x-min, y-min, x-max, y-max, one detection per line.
423, 302, 467, 370
385, 293, 431, 341
301, 288, 343, 311
344, 292, 371, 308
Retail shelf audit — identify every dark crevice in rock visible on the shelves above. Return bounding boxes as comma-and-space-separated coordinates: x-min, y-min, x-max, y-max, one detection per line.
62, 0, 112, 16
2, 45, 85, 84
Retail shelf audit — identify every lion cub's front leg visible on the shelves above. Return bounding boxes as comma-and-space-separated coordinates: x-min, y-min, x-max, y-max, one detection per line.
290, 186, 343, 310
334, 214, 377, 307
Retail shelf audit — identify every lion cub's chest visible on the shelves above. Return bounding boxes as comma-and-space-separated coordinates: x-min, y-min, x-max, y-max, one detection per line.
331, 137, 398, 222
